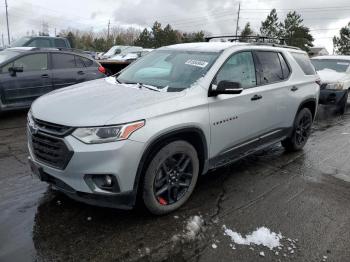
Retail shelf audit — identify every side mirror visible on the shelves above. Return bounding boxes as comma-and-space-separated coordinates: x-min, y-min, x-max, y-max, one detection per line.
210, 80, 243, 96
8, 66, 24, 77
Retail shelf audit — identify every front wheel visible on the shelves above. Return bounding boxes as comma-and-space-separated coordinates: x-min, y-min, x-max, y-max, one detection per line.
282, 108, 313, 152
337, 90, 348, 115
142, 140, 199, 215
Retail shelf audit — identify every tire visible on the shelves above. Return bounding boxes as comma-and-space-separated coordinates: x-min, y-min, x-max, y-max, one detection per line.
282, 108, 313, 152
142, 140, 199, 215
337, 90, 348, 115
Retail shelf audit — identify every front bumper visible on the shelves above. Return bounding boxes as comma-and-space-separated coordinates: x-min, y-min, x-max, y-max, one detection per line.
319, 89, 347, 105
28, 133, 146, 209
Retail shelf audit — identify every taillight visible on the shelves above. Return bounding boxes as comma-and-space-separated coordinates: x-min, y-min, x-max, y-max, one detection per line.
98, 66, 106, 74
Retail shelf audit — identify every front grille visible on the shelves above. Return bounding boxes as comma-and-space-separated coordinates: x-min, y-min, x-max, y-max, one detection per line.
30, 132, 73, 170
34, 118, 74, 137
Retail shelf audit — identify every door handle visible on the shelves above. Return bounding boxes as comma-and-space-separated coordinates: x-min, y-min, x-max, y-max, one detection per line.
291, 86, 298, 92
41, 74, 49, 78
77, 71, 85, 75
251, 94, 262, 101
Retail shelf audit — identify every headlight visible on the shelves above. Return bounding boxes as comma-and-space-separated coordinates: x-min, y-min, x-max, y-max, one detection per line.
72, 120, 145, 144
326, 83, 344, 90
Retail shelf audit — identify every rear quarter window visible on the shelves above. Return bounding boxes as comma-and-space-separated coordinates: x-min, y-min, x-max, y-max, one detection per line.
291, 52, 316, 75
81, 57, 94, 67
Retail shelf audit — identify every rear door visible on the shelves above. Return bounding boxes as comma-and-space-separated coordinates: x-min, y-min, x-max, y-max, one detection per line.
253, 50, 292, 134
51, 53, 81, 89
0, 53, 53, 106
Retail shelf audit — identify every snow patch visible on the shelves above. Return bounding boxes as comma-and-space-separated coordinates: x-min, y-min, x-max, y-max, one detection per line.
185, 216, 204, 240
104, 76, 117, 85
317, 68, 348, 84
212, 243, 217, 249
223, 226, 283, 250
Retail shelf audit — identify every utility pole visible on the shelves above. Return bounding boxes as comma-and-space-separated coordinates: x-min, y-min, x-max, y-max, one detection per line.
235, 2, 240, 36
55, 28, 56, 36
107, 20, 110, 40
1, 33, 4, 48
5, 0, 10, 45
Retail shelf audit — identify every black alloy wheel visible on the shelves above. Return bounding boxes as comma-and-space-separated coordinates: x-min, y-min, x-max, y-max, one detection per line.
154, 153, 193, 206
142, 140, 199, 215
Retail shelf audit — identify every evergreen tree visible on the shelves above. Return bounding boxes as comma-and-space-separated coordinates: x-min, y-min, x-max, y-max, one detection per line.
281, 11, 314, 51
134, 28, 154, 48
240, 23, 254, 42
260, 9, 280, 39
333, 22, 350, 55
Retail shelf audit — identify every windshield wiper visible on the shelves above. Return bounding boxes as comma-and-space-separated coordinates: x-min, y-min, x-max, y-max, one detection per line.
139, 83, 160, 92
121, 82, 160, 92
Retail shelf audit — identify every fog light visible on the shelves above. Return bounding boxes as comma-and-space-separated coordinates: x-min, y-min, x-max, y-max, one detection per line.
103, 175, 113, 187
85, 174, 120, 193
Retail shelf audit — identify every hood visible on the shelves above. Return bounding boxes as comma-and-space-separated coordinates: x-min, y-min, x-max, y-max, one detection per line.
31, 77, 185, 127
317, 68, 348, 83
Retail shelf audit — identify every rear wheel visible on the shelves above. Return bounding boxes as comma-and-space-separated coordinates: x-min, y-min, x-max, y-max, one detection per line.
282, 108, 313, 152
142, 140, 199, 215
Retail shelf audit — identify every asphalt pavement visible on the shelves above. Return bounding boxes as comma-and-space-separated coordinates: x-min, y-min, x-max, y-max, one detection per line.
0, 106, 349, 262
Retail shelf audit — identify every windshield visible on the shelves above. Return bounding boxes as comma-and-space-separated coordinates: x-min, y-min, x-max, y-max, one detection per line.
0, 50, 19, 64
11, 37, 30, 47
311, 59, 350, 73
117, 49, 219, 92
105, 46, 129, 56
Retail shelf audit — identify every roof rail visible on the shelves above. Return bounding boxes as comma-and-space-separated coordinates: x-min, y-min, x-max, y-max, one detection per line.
251, 42, 301, 50
204, 35, 301, 50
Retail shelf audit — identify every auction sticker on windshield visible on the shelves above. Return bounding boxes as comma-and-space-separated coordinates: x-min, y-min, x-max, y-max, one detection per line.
185, 60, 209, 68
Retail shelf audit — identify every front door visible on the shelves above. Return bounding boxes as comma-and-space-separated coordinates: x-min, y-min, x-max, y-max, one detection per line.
0, 53, 52, 107
208, 51, 271, 166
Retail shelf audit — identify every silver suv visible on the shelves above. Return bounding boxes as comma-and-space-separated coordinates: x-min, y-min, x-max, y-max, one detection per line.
28, 42, 319, 214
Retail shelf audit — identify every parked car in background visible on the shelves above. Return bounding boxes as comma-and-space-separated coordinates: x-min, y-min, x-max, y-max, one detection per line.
109, 48, 154, 62
311, 56, 350, 114
100, 45, 143, 60
0, 47, 106, 112
11, 36, 71, 49
28, 41, 319, 215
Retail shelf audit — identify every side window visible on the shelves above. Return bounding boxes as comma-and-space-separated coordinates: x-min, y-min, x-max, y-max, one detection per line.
291, 52, 316, 75
27, 39, 51, 48
278, 53, 290, 79
52, 53, 76, 69
75, 56, 85, 68
256, 51, 284, 84
215, 51, 257, 89
54, 39, 67, 48
13, 54, 48, 71
81, 57, 93, 67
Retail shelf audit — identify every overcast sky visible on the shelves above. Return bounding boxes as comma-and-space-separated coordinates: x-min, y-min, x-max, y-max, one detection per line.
1, 0, 349, 52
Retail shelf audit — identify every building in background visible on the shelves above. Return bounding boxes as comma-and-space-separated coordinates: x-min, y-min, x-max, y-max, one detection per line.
309, 47, 329, 57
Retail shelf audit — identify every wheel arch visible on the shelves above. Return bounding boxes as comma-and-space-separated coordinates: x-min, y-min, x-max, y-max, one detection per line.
131, 127, 209, 204
297, 98, 317, 120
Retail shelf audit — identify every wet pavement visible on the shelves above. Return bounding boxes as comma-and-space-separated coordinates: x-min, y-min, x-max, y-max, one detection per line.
0, 107, 349, 262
